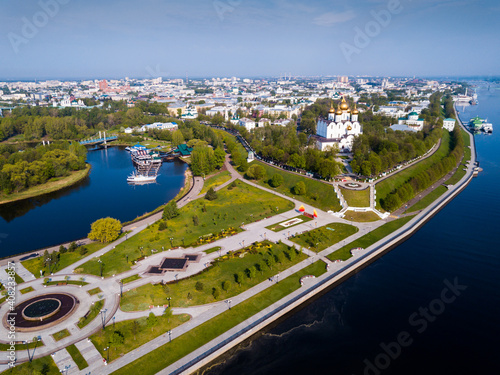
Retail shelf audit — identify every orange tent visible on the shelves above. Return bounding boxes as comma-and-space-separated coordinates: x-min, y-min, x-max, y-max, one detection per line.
299, 205, 305, 212
313, 209, 318, 218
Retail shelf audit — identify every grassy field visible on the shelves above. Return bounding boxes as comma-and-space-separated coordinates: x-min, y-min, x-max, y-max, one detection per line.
0, 164, 90, 205
52, 328, 70, 341
22, 241, 109, 278
121, 274, 141, 284
265, 215, 314, 232
91, 313, 190, 363
20, 286, 34, 294
341, 188, 370, 207
406, 186, 448, 213
343, 211, 381, 222
120, 241, 307, 310
66, 344, 89, 370
204, 246, 221, 254
3, 355, 59, 375
200, 171, 232, 194
88, 287, 102, 295
111, 260, 326, 375
0, 340, 44, 351
376, 131, 450, 208
78, 299, 104, 329
14, 272, 24, 284
248, 161, 341, 212
290, 223, 359, 253
77, 180, 293, 278
327, 216, 415, 261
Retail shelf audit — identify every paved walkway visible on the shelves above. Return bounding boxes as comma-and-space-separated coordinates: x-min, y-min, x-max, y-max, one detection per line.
51, 348, 78, 375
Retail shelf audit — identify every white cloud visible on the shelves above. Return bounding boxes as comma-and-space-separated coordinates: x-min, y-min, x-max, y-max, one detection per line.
313, 10, 356, 26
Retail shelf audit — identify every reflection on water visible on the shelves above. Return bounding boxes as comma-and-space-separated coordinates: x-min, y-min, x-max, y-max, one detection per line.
0, 175, 91, 222
0, 146, 187, 256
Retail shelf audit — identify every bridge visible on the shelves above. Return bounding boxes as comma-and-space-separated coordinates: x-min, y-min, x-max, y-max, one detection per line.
79, 132, 118, 146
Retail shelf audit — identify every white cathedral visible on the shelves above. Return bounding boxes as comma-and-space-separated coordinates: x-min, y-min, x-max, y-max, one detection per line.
315, 97, 362, 152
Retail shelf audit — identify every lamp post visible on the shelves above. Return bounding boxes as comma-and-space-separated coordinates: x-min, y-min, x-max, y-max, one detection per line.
100, 309, 107, 330
167, 296, 172, 308
46, 257, 52, 274
60, 365, 71, 374
113, 316, 115, 329
104, 346, 109, 362
168, 330, 172, 342
119, 281, 123, 297
276, 274, 279, 283
225, 299, 232, 310
170, 237, 173, 248
182, 237, 185, 247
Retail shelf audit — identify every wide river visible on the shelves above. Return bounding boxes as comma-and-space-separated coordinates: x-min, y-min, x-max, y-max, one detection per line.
0, 147, 187, 257
206, 83, 500, 375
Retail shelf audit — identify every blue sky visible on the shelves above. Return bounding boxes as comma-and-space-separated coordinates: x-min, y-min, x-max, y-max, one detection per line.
1, 0, 499, 79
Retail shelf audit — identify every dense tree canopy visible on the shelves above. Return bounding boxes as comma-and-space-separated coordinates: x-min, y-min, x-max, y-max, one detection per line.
88, 217, 122, 243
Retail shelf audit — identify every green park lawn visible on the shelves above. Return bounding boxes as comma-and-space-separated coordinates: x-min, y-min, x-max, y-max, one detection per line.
0, 340, 44, 351
20, 286, 34, 294
77, 299, 104, 329
327, 216, 415, 261
340, 187, 370, 207
343, 211, 381, 222
76, 180, 294, 278
376, 130, 451, 208
200, 170, 231, 194
111, 260, 326, 375
120, 241, 307, 310
290, 223, 359, 253
22, 241, 109, 278
66, 344, 88, 370
204, 246, 221, 254
121, 274, 141, 284
52, 328, 71, 341
248, 161, 341, 212
406, 186, 448, 213
91, 312, 191, 363
265, 215, 314, 232
3, 355, 59, 375
88, 287, 102, 295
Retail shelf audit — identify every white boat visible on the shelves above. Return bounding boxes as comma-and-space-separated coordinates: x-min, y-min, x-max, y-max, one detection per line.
127, 172, 158, 184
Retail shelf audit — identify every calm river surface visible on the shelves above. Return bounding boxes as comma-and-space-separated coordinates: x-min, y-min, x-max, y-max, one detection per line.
206, 83, 500, 375
0, 147, 187, 257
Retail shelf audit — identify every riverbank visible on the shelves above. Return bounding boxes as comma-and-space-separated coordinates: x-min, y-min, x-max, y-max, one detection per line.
0, 164, 91, 206
171, 133, 477, 375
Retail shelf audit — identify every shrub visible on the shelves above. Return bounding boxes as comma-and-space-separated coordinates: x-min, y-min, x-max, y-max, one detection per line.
292, 181, 307, 195
59, 245, 67, 254
212, 287, 220, 299
195, 281, 204, 291
205, 187, 218, 201
158, 220, 168, 231
269, 174, 284, 188
88, 217, 122, 243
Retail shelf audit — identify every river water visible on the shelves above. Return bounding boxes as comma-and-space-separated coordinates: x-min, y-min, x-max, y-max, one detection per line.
206, 83, 500, 375
0, 147, 187, 257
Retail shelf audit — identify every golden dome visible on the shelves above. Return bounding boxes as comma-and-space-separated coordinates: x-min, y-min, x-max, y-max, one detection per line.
336, 108, 342, 115
352, 104, 359, 115
329, 102, 335, 113
340, 96, 349, 110
347, 125, 352, 131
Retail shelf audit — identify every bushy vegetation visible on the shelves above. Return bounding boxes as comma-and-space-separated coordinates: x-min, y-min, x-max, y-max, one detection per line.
88, 217, 122, 243
0, 142, 87, 194
381, 127, 464, 211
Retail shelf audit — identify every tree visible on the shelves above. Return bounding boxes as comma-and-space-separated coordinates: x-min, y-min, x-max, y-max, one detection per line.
110, 330, 125, 345
146, 312, 158, 331
222, 280, 231, 292
212, 287, 220, 299
68, 242, 78, 252
246, 164, 266, 180
265, 256, 275, 270
131, 320, 140, 339
162, 201, 179, 220
292, 181, 307, 195
205, 187, 218, 201
59, 245, 67, 254
195, 281, 204, 291
172, 130, 184, 147
247, 266, 257, 279
269, 174, 284, 188
88, 217, 122, 243
235, 271, 244, 286
192, 215, 199, 226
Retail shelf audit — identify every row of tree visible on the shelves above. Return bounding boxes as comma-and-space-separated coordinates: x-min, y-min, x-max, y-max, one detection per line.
381, 127, 464, 211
